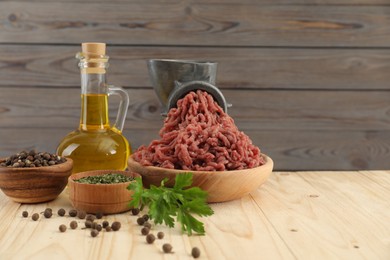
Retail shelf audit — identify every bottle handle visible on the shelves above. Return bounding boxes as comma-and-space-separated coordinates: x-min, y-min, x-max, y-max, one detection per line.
107, 85, 129, 132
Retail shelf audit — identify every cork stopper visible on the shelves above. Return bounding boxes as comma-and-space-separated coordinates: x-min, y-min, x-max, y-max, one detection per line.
81, 42, 106, 58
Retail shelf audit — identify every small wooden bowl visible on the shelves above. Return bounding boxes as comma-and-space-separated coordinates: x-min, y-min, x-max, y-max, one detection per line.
128, 154, 273, 203
68, 170, 140, 214
0, 158, 73, 203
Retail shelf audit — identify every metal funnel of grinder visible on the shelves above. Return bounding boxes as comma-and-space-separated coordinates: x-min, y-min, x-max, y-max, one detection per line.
147, 59, 229, 115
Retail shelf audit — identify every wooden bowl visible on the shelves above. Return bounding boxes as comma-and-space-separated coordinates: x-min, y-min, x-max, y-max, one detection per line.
127, 154, 273, 203
68, 170, 140, 214
0, 158, 73, 203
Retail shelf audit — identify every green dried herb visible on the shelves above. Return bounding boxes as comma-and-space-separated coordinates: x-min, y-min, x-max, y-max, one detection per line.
75, 173, 134, 184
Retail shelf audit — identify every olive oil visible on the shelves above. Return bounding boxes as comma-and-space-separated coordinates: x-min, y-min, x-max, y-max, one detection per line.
57, 94, 130, 173
57, 43, 131, 174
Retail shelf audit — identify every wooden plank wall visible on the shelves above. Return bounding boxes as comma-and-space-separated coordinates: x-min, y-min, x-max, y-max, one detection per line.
0, 0, 389, 170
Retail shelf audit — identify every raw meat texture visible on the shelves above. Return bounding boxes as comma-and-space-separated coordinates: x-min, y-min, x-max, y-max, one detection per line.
133, 90, 265, 171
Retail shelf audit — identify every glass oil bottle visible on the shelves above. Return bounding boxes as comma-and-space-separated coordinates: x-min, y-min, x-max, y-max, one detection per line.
57, 43, 131, 173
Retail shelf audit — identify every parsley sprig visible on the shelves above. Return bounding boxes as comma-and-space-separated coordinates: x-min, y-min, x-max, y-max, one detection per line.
127, 173, 214, 235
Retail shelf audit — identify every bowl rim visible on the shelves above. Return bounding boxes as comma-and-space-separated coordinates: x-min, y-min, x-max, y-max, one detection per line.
68, 169, 141, 187
128, 153, 273, 174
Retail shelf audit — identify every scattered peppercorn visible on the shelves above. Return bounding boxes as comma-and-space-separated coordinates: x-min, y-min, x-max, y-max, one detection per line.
131, 208, 140, 215
157, 231, 164, 239
105, 226, 112, 232
32, 213, 39, 221
162, 243, 173, 253
142, 214, 149, 221
111, 221, 121, 231
146, 234, 156, 244
191, 247, 201, 258
77, 210, 86, 219
102, 221, 109, 228
137, 217, 145, 226
70, 221, 78, 229
96, 224, 102, 232
91, 229, 99, 237
86, 214, 96, 222
143, 222, 152, 229
69, 209, 77, 217
22, 211, 28, 218
85, 220, 93, 228
57, 208, 66, 216
141, 227, 150, 236
44, 210, 53, 218
0, 151, 66, 168
91, 222, 98, 229
95, 212, 103, 219
59, 224, 67, 232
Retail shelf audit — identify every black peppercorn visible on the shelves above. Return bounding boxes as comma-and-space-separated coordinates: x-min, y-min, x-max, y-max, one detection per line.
191, 247, 201, 258
137, 217, 145, 226
59, 224, 67, 232
95, 212, 103, 219
162, 243, 173, 253
57, 208, 66, 217
32, 213, 39, 221
12, 162, 20, 167
85, 220, 93, 228
22, 211, 28, 218
70, 221, 78, 229
86, 214, 96, 222
91, 229, 99, 237
131, 208, 140, 215
102, 221, 109, 228
96, 224, 102, 232
69, 209, 77, 217
91, 222, 98, 229
143, 222, 152, 229
105, 226, 112, 232
43, 153, 51, 160
2, 151, 65, 168
111, 221, 121, 231
142, 214, 149, 221
141, 227, 150, 236
146, 234, 156, 244
44, 210, 52, 218
157, 231, 164, 239
77, 210, 86, 219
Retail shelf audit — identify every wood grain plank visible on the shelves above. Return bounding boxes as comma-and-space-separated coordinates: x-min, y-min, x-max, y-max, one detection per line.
1, 45, 390, 90
1, 3, 390, 46
0, 128, 389, 170
0, 190, 295, 259
1, 88, 389, 131
359, 170, 390, 188
251, 171, 390, 259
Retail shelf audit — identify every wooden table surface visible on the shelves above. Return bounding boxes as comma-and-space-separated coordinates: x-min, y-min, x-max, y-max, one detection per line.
0, 171, 389, 260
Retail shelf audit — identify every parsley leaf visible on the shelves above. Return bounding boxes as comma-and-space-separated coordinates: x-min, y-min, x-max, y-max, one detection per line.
127, 173, 214, 235
127, 177, 144, 208
173, 173, 192, 190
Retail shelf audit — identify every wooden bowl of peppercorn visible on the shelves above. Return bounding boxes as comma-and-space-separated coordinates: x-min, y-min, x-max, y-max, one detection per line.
128, 154, 274, 203
0, 152, 73, 204
68, 170, 140, 214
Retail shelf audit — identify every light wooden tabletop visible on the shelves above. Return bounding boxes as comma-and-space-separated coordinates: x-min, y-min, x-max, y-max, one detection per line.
0, 171, 389, 260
